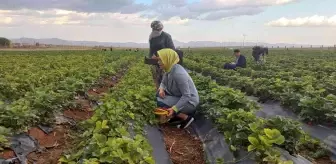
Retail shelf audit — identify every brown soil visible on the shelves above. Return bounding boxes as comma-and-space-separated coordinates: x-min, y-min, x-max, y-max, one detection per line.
27, 125, 72, 164
24, 69, 128, 164
63, 109, 94, 121
0, 149, 15, 159
87, 89, 99, 96
313, 157, 336, 164
87, 73, 124, 97
160, 125, 205, 164
87, 87, 109, 96
74, 97, 92, 111
28, 126, 68, 148
103, 78, 116, 87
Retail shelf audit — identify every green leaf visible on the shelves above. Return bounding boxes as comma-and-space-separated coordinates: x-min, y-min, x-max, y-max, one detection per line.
259, 135, 272, 147
107, 137, 116, 147
230, 145, 237, 151
249, 123, 259, 132
58, 157, 69, 162
83, 158, 100, 164
273, 135, 285, 145
281, 160, 294, 164
93, 134, 107, 147
247, 145, 256, 152
100, 147, 110, 154
248, 136, 259, 146
264, 128, 281, 138
116, 127, 129, 137
102, 120, 109, 129
95, 121, 102, 132
100, 155, 114, 163
144, 156, 155, 164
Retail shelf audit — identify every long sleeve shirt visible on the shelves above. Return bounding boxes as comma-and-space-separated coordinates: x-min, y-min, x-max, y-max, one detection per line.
159, 64, 199, 112
235, 55, 247, 68
149, 31, 175, 57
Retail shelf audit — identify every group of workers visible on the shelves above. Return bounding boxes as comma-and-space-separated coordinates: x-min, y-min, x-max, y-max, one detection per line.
148, 21, 197, 129
147, 20, 269, 129
223, 46, 269, 70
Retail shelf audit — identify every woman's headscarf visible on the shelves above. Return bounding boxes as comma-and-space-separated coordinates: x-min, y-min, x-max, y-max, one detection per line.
149, 20, 164, 40
157, 48, 180, 72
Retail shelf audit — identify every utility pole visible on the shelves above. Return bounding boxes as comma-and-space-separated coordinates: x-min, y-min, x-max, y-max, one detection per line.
243, 34, 246, 48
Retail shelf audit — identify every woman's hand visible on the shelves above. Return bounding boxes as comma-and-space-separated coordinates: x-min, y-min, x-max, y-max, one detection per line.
159, 88, 165, 98
167, 108, 174, 117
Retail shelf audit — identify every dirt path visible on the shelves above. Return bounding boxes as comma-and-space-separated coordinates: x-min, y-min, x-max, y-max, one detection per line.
0, 68, 128, 164
160, 125, 206, 164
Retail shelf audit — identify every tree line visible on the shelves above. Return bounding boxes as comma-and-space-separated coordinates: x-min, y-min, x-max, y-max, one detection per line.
0, 37, 11, 47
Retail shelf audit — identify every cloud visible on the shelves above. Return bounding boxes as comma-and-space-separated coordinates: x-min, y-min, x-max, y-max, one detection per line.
266, 15, 336, 27
0, 8, 189, 27
163, 17, 190, 25
0, 0, 147, 13
152, 0, 188, 7
0, 17, 12, 24
0, 0, 298, 21
187, 0, 296, 13
148, 0, 297, 20
200, 7, 263, 20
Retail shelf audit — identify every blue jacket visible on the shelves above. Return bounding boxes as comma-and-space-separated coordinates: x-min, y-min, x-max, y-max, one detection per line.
236, 55, 246, 68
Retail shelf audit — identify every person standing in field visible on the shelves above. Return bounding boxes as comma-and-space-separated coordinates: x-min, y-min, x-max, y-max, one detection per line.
155, 48, 199, 129
224, 49, 246, 70
149, 20, 175, 89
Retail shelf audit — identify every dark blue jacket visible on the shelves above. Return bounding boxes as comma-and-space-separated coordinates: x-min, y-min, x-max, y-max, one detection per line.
236, 55, 246, 68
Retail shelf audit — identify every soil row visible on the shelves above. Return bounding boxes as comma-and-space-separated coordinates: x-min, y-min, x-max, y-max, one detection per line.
160, 124, 206, 164
0, 67, 129, 164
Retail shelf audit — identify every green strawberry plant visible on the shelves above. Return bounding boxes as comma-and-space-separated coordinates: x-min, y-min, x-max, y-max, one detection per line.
0, 125, 10, 151
61, 61, 156, 163
247, 125, 291, 164
0, 51, 137, 136
190, 71, 330, 163
185, 55, 336, 125
265, 117, 304, 155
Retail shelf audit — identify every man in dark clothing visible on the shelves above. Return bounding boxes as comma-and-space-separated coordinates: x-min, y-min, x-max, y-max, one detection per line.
149, 21, 175, 57
252, 46, 268, 64
252, 46, 262, 62
224, 49, 246, 70
263, 47, 269, 56
262, 47, 268, 63
174, 48, 184, 65
149, 20, 176, 89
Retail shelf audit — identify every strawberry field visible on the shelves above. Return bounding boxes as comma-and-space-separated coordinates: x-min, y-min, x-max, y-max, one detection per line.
0, 49, 335, 164
185, 48, 336, 125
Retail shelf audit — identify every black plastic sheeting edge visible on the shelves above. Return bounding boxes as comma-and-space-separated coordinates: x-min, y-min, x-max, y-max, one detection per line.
185, 68, 336, 161
253, 98, 336, 160
190, 114, 235, 163
144, 125, 173, 164
191, 113, 313, 164
9, 133, 39, 164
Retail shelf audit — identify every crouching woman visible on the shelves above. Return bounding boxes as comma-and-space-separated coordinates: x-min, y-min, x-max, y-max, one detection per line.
154, 48, 199, 129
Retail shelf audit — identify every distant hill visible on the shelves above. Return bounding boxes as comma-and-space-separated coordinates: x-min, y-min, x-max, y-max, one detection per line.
10, 37, 319, 48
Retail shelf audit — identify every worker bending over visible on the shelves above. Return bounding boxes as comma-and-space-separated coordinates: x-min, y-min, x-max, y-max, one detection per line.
252, 46, 268, 64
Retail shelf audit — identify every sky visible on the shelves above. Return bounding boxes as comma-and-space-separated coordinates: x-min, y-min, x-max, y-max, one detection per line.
0, 0, 335, 45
